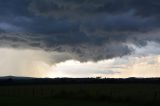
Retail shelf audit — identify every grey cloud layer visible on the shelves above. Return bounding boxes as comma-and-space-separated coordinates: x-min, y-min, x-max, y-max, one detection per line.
0, 0, 160, 62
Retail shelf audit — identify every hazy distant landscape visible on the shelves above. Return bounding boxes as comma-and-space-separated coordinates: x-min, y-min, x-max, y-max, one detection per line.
0, 77, 159, 106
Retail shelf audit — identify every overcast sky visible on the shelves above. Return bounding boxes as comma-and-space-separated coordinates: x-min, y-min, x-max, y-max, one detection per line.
0, 0, 160, 78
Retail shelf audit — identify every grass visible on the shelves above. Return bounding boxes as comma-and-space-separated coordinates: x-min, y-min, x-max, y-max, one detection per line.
0, 84, 159, 106
0, 97, 141, 106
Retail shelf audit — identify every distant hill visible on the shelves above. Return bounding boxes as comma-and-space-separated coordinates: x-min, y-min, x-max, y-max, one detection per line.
0, 76, 33, 80
0, 76, 159, 86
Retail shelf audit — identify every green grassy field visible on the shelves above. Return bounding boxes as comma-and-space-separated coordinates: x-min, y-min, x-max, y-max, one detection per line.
0, 84, 159, 106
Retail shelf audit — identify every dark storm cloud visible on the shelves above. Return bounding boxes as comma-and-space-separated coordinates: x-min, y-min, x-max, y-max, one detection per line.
0, 0, 160, 62
29, 0, 160, 18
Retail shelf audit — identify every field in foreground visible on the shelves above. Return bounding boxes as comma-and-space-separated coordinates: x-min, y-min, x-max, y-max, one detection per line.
0, 84, 159, 106
0, 97, 139, 106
